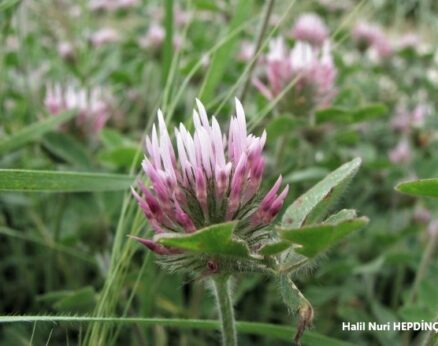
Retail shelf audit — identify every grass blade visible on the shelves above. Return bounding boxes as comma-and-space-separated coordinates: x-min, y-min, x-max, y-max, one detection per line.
199, 0, 252, 103
0, 111, 76, 155
0, 315, 354, 346
0, 169, 133, 192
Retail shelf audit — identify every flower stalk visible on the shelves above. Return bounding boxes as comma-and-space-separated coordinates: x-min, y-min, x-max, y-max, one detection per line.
212, 275, 237, 346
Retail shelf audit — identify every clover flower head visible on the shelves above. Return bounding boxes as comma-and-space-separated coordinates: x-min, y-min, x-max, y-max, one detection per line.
57, 41, 74, 60
139, 24, 165, 48
45, 83, 110, 134
90, 0, 138, 11
292, 13, 329, 47
253, 38, 336, 111
391, 104, 430, 132
237, 40, 255, 62
395, 33, 421, 51
90, 28, 120, 47
352, 21, 393, 59
132, 99, 289, 255
139, 24, 183, 51
388, 139, 412, 164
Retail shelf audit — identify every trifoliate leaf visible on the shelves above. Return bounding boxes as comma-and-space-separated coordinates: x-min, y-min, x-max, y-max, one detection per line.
258, 241, 291, 256
279, 217, 369, 258
282, 158, 362, 228
156, 222, 252, 258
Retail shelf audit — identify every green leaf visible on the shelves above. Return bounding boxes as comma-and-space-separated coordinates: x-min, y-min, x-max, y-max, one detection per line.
0, 111, 76, 155
324, 209, 357, 224
52, 287, 96, 313
395, 179, 438, 198
0, 169, 133, 192
279, 217, 369, 258
157, 222, 251, 258
284, 167, 330, 184
42, 132, 92, 168
99, 146, 142, 169
353, 103, 387, 122
199, 0, 252, 102
282, 158, 362, 228
258, 241, 291, 256
315, 104, 387, 124
266, 116, 302, 138
0, 0, 20, 11
399, 305, 436, 322
0, 315, 354, 346
100, 129, 130, 149
353, 256, 385, 275
315, 107, 352, 124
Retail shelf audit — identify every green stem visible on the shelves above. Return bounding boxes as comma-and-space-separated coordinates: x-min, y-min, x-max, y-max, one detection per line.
409, 231, 437, 303
239, 0, 276, 102
421, 312, 438, 346
212, 275, 237, 346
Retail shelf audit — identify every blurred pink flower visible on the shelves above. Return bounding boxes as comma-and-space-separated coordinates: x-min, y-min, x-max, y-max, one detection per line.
413, 206, 431, 225
395, 33, 421, 51
45, 84, 111, 135
139, 24, 165, 48
174, 6, 190, 26
237, 40, 255, 62
173, 34, 184, 51
131, 99, 288, 254
391, 104, 430, 132
115, 0, 139, 10
427, 219, 438, 237
149, 5, 190, 27
253, 38, 336, 109
139, 24, 184, 51
390, 106, 411, 133
352, 21, 393, 59
292, 13, 329, 47
57, 42, 74, 60
388, 139, 412, 164
90, 28, 120, 47
411, 104, 430, 127
90, 0, 138, 11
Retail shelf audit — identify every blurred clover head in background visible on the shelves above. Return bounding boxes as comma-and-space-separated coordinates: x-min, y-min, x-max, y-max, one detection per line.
253, 37, 337, 115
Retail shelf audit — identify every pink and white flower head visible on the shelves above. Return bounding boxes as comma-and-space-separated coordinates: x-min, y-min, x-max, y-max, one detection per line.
173, 34, 184, 52
115, 0, 139, 10
253, 38, 336, 112
131, 99, 289, 256
388, 139, 412, 164
395, 33, 421, 51
44, 83, 110, 135
427, 219, 438, 238
352, 21, 393, 59
174, 6, 190, 26
57, 41, 74, 60
411, 104, 430, 128
139, 24, 165, 49
413, 206, 431, 225
90, 28, 120, 47
292, 13, 329, 47
139, 25, 184, 51
90, 0, 138, 11
237, 40, 255, 62
391, 104, 430, 132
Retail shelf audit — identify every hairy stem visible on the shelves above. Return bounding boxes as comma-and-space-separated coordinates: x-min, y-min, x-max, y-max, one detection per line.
212, 275, 237, 346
